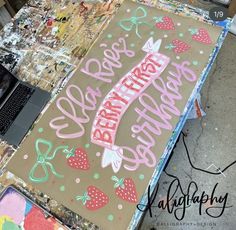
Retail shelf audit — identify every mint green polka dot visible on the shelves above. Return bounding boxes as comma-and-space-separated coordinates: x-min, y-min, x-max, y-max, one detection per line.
85, 143, 90, 148
60, 185, 65, 192
107, 34, 112, 39
107, 214, 114, 221
139, 174, 145, 180
130, 43, 135, 47
93, 173, 100, 179
38, 128, 44, 133
150, 31, 154, 35
179, 33, 184, 37
192, 61, 198, 66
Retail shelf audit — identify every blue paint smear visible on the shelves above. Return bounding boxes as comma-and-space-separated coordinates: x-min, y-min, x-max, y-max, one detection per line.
24, 201, 33, 216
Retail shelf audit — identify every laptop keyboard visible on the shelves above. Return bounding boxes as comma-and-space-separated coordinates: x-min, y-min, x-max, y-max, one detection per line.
0, 84, 34, 135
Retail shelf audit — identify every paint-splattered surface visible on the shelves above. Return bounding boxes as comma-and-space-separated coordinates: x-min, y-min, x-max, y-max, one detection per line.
0, 186, 67, 230
0, 1, 120, 228
0, 0, 227, 229
0, 1, 122, 228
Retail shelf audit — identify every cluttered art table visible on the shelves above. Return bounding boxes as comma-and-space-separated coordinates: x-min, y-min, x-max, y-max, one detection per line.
0, 0, 231, 229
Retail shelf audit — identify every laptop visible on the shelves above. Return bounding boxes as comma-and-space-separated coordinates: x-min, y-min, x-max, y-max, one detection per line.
0, 64, 51, 146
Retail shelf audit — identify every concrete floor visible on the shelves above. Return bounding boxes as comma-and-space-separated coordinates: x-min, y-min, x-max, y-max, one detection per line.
140, 31, 236, 229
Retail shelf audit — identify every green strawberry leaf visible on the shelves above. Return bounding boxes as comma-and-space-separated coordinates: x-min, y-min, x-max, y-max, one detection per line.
64, 147, 75, 158
188, 28, 198, 35
111, 176, 125, 189
76, 192, 91, 205
165, 44, 176, 50
153, 16, 163, 23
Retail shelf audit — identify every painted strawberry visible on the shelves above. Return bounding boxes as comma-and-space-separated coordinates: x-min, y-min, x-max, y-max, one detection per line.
189, 28, 212, 44
111, 176, 138, 203
154, 16, 175, 30
165, 39, 191, 54
76, 186, 109, 211
66, 147, 90, 170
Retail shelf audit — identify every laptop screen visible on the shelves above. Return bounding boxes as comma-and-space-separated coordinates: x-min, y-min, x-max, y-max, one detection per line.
0, 65, 18, 106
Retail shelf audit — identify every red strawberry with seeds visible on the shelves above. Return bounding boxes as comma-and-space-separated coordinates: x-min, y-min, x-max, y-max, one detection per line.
189, 28, 212, 44
166, 39, 190, 54
76, 186, 109, 211
112, 176, 137, 203
154, 16, 175, 30
67, 148, 90, 170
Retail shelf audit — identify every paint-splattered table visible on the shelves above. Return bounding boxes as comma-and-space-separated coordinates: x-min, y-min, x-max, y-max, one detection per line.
0, 0, 231, 229
1, 1, 120, 228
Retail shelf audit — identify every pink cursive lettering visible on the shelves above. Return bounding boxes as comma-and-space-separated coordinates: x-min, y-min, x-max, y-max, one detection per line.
49, 84, 102, 139
118, 60, 197, 170
80, 37, 135, 83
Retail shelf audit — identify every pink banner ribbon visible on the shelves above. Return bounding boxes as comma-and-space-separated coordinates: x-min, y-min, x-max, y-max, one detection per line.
91, 51, 170, 149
